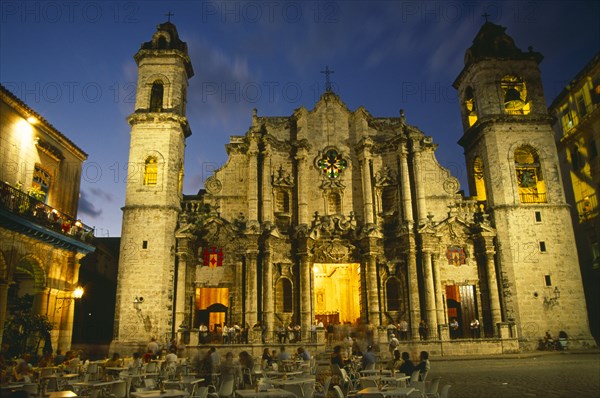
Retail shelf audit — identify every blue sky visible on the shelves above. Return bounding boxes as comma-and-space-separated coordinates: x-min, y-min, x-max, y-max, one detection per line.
1, 0, 599, 237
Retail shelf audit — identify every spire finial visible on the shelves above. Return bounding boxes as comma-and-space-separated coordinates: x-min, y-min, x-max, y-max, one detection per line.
165, 11, 174, 22
320, 65, 335, 92
481, 12, 490, 22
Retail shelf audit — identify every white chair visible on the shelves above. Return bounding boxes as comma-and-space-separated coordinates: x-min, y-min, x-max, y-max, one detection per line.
332, 385, 345, 398
192, 386, 209, 398
21, 383, 39, 398
283, 384, 305, 398
425, 377, 441, 398
314, 376, 331, 398
208, 374, 235, 398
360, 378, 378, 389
439, 385, 451, 398
109, 380, 127, 398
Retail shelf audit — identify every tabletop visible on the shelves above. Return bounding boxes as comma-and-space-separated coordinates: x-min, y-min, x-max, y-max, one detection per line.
48, 391, 78, 398
270, 377, 315, 386
235, 388, 297, 398
131, 389, 188, 398
356, 387, 415, 398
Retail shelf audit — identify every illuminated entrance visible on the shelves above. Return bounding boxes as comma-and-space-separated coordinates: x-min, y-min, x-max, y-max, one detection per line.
195, 287, 229, 332
313, 263, 361, 325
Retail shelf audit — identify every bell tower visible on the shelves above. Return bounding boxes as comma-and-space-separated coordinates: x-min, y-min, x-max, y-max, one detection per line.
112, 21, 193, 351
453, 22, 593, 346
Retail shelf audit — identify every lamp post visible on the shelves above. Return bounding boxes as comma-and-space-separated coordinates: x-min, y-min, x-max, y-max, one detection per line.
54, 286, 84, 352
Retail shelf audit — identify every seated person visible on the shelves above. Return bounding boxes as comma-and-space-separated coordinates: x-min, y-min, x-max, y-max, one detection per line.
414, 351, 430, 380
297, 347, 311, 362
261, 348, 273, 368
105, 352, 122, 367
399, 352, 415, 377
387, 350, 402, 371
277, 346, 290, 361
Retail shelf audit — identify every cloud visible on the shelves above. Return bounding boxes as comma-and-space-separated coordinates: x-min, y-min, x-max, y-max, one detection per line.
89, 187, 114, 202
78, 190, 102, 218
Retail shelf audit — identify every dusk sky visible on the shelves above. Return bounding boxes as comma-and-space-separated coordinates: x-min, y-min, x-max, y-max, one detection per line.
1, 1, 599, 238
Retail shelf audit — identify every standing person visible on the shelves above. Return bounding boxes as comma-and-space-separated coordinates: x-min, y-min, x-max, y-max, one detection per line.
449, 318, 459, 339
147, 337, 160, 358
398, 319, 409, 340
361, 345, 377, 370
222, 324, 229, 344
209, 347, 221, 373
418, 320, 428, 341
470, 319, 480, 338
199, 323, 209, 344
388, 333, 400, 358
399, 352, 415, 379
342, 334, 353, 359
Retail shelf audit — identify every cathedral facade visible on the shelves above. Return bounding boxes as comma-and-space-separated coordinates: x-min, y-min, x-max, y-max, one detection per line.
111, 21, 595, 353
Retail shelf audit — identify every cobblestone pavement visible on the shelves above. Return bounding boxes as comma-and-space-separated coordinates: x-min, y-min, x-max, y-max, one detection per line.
431, 352, 600, 397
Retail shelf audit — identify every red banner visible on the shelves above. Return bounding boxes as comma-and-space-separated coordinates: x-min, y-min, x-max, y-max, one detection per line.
203, 247, 223, 268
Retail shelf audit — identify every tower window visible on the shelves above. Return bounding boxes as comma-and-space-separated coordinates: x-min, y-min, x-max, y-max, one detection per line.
464, 86, 478, 127
515, 146, 546, 203
143, 156, 158, 186
544, 275, 552, 286
534, 211, 542, 223
472, 157, 487, 202
539, 241, 547, 252
142, 240, 148, 249
501, 75, 530, 115
149, 81, 164, 112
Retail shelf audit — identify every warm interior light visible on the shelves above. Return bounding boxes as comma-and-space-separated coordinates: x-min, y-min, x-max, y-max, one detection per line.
27, 116, 38, 124
73, 286, 84, 299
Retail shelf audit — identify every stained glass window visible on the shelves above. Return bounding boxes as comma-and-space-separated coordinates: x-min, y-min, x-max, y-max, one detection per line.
317, 149, 347, 179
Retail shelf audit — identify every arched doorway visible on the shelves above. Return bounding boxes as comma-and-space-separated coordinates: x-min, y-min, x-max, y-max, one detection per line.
313, 262, 361, 326
194, 287, 229, 341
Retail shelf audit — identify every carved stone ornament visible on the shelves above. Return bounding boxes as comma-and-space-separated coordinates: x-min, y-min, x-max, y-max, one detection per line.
375, 166, 396, 186
272, 165, 295, 187
205, 176, 223, 194
443, 177, 460, 194
312, 240, 352, 263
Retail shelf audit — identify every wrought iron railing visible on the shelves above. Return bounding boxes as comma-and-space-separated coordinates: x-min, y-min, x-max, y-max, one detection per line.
519, 192, 547, 203
0, 180, 94, 242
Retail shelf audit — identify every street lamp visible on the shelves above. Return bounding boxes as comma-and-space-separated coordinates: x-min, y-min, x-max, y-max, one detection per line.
55, 286, 84, 312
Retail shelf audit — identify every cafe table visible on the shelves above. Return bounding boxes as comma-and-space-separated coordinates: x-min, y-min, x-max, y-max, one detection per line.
235, 388, 296, 398
356, 386, 415, 398
48, 391, 78, 398
131, 389, 188, 398
71, 379, 121, 397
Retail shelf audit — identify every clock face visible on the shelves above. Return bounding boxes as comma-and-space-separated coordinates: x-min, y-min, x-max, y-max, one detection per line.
317, 149, 347, 179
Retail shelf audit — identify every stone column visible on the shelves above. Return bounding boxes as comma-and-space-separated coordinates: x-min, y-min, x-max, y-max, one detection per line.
0, 281, 8, 346
296, 147, 309, 225
407, 242, 420, 339
365, 253, 380, 326
360, 154, 375, 225
411, 145, 427, 225
485, 247, 502, 335
399, 148, 413, 223
245, 248, 259, 328
432, 254, 445, 327
422, 250, 437, 338
233, 257, 244, 325
248, 137, 259, 221
174, 244, 188, 333
262, 148, 273, 223
299, 254, 312, 340
263, 248, 274, 342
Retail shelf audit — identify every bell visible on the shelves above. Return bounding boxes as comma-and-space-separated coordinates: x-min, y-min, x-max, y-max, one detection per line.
504, 87, 522, 103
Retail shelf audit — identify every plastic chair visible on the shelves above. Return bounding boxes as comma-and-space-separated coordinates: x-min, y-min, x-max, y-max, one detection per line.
333, 385, 345, 398
109, 380, 127, 398
314, 376, 331, 398
192, 386, 209, 398
360, 378, 378, 389
21, 383, 39, 398
425, 377, 441, 398
208, 374, 235, 398
439, 385, 451, 398
284, 384, 305, 398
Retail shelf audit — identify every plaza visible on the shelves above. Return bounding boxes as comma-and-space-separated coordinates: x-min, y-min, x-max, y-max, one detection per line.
431, 351, 600, 397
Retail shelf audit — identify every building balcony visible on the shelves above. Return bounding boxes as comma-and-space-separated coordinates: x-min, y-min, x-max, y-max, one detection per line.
578, 194, 598, 223
0, 180, 95, 253
519, 192, 547, 203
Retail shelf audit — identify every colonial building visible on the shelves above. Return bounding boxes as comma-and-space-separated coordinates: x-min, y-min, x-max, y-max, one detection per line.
549, 54, 600, 342
112, 21, 595, 353
0, 84, 95, 353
